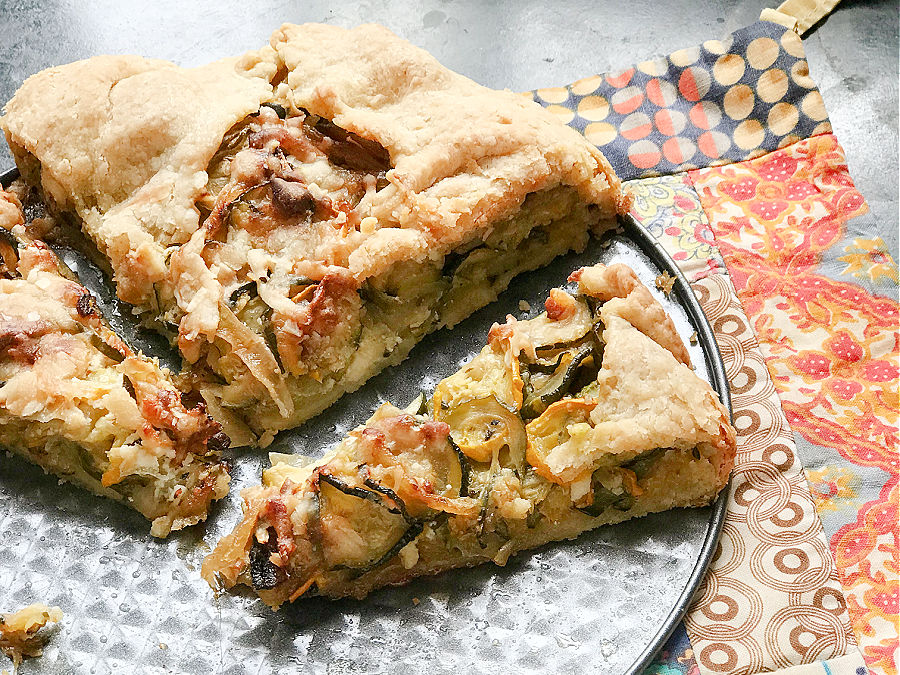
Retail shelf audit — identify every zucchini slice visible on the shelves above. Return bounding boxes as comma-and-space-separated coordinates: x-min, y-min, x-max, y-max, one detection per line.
228, 280, 258, 304
520, 344, 593, 419
0, 227, 20, 278
403, 392, 428, 416
249, 529, 287, 590
577, 482, 635, 517
447, 437, 471, 497
625, 447, 665, 479
438, 395, 526, 473
362, 477, 412, 520
357, 412, 476, 517
317, 472, 413, 571
576, 448, 666, 517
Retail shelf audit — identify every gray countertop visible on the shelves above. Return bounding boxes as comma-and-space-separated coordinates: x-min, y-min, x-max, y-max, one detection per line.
0, 0, 897, 241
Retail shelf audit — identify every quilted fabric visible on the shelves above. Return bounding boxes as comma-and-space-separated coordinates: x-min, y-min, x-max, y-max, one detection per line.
535, 18, 896, 675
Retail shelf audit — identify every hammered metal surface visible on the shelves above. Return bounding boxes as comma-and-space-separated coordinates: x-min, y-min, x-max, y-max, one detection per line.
1, 229, 721, 674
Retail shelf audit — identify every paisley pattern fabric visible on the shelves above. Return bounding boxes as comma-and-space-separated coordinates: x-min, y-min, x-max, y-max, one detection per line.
625, 174, 726, 281
689, 136, 898, 675
535, 17, 897, 675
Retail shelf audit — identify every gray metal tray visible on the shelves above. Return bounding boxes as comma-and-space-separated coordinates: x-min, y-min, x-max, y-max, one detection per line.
1, 168, 729, 674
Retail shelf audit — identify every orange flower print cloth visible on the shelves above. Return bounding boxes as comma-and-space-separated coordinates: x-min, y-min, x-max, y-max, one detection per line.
689, 134, 899, 675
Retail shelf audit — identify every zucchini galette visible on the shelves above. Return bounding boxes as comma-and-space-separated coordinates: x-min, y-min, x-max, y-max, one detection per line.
202, 263, 736, 606
0, 191, 229, 537
1, 23, 629, 446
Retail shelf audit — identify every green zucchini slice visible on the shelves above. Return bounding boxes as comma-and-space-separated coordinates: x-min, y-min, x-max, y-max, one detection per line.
576, 448, 666, 517
317, 472, 416, 571
403, 392, 428, 416
439, 395, 526, 473
249, 529, 287, 590
625, 448, 666, 479
520, 344, 593, 420
577, 484, 636, 517
0, 227, 21, 278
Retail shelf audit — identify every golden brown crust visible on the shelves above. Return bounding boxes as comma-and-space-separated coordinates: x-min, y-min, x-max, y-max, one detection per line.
271, 23, 628, 274
0, 190, 24, 232
528, 314, 735, 485
0, 604, 62, 667
2, 25, 625, 297
2, 52, 278, 304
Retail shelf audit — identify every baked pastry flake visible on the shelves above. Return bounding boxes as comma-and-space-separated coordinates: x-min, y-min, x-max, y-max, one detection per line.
0, 603, 62, 667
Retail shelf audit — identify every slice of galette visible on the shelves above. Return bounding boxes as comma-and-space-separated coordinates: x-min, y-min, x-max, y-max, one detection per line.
202, 262, 735, 606
0, 191, 229, 536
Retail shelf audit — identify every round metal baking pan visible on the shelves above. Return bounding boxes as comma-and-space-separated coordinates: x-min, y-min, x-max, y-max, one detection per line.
1, 167, 730, 675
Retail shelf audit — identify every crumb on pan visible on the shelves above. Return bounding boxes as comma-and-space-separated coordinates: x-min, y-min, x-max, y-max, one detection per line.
0, 604, 62, 667
518, 300, 531, 312
655, 272, 675, 296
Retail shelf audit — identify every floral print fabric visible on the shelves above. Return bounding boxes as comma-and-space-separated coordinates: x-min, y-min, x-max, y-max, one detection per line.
689, 135, 898, 675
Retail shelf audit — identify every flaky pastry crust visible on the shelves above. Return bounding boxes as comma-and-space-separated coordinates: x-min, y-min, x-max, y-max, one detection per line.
2, 24, 625, 302
2, 24, 629, 444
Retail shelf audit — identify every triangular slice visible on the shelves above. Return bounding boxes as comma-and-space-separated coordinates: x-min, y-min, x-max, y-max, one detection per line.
202, 262, 735, 606
0, 191, 230, 536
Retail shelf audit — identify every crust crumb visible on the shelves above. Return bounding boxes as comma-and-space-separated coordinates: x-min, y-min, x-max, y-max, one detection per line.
654, 272, 675, 296
518, 300, 531, 312
0, 604, 62, 667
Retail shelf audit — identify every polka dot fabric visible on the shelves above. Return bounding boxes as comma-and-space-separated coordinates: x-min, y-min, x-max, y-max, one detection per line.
533, 21, 830, 180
